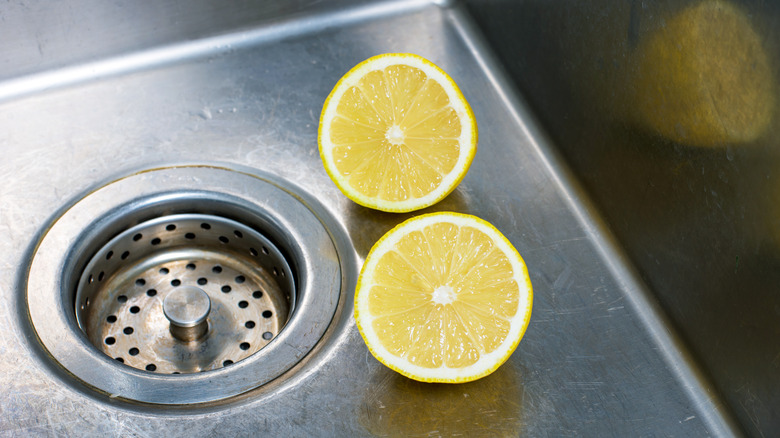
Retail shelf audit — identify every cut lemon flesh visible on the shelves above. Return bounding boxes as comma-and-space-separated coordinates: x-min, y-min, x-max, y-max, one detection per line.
319, 53, 478, 212
355, 212, 533, 383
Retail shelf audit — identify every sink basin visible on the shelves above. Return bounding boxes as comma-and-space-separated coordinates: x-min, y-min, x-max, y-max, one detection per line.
0, 0, 768, 435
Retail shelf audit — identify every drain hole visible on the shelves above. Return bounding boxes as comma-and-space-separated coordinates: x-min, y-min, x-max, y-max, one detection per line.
235, 275, 245, 284
273, 267, 279, 276
98, 271, 105, 281
146, 364, 157, 372
115, 357, 124, 363
221, 285, 231, 293
135, 278, 145, 286
105, 337, 116, 345
186, 263, 196, 270
88, 274, 93, 284
262, 310, 273, 318
20, 163, 352, 405
197, 277, 208, 285
263, 332, 273, 340
123, 327, 134, 335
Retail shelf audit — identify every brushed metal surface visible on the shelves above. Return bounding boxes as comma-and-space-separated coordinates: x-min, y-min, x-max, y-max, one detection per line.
0, 0, 739, 435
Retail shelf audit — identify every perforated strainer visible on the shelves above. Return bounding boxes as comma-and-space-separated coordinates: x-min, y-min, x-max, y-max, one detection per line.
75, 214, 295, 374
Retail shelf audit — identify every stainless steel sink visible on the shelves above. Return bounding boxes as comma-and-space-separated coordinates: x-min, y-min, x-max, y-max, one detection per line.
1, 0, 770, 435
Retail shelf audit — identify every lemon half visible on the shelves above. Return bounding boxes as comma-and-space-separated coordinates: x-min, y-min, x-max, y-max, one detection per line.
319, 53, 478, 212
355, 212, 533, 383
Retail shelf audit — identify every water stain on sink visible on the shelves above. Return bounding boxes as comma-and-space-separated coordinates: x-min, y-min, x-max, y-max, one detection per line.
359, 365, 523, 437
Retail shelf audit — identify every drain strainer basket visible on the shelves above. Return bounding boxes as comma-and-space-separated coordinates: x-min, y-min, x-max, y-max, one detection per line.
77, 214, 294, 374
25, 166, 346, 405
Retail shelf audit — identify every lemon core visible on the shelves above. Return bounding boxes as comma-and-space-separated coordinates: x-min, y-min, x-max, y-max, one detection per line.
386, 125, 405, 145
432, 285, 455, 305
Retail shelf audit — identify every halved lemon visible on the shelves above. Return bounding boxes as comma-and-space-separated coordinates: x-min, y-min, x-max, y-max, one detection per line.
319, 53, 478, 213
355, 212, 533, 383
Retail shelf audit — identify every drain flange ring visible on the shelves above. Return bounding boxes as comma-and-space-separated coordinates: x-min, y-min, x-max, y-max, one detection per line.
26, 166, 342, 405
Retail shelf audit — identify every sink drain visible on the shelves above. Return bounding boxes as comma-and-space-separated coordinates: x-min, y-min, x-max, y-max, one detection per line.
25, 166, 345, 405
77, 214, 294, 374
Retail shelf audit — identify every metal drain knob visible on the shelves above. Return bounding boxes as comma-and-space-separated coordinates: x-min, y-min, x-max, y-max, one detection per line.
163, 286, 211, 342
